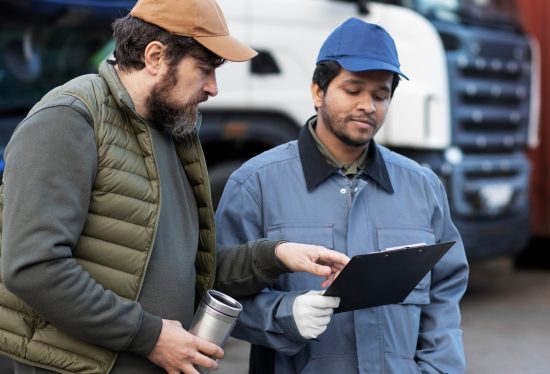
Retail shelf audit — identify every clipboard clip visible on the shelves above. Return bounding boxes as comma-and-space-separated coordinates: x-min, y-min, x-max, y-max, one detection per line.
383, 242, 426, 252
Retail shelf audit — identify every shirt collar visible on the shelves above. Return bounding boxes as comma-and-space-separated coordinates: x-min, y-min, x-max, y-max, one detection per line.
298, 116, 394, 193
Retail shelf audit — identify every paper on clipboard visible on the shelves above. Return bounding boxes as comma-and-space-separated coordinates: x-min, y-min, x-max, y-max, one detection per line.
324, 241, 455, 313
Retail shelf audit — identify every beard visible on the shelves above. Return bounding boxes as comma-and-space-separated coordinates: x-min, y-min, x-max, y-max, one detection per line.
146, 71, 207, 141
319, 103, 374, 148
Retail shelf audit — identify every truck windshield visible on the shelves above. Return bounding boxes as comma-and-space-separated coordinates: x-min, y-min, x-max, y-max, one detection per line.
408, 0, 522, 30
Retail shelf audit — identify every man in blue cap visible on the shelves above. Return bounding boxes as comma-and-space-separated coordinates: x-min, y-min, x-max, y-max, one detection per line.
215, 18, 469, 373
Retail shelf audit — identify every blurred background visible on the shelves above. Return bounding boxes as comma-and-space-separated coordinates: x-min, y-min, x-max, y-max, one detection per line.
0, 0, 549, 373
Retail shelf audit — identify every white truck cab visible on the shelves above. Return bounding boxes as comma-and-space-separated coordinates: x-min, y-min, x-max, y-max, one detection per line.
199, 0, 539, 260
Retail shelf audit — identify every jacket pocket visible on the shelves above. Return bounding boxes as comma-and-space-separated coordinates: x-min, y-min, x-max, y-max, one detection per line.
266, 222, 334, 291
266, 223, 334, 249
376, 225, 435, 251
400, 273, 431, 305
266, 223, 335, 292
376, 225, 435, 305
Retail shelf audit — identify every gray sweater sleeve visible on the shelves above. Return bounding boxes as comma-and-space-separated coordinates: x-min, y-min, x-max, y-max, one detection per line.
1, 98, 161, 356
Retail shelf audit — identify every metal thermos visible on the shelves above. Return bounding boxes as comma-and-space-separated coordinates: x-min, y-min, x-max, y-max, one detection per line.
189, 289, 243, 374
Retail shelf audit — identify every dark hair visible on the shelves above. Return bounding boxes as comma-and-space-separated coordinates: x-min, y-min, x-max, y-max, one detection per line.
112, 15, 224, 72
312, 60, 400, 97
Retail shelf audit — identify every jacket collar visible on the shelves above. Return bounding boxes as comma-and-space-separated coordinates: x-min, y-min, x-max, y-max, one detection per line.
298, 116, 394, 194
100, 60, 138, 117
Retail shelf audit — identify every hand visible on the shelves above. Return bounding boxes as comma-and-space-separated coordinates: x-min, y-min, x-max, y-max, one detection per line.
275, 242, 349, 288
293, 290, 340, 339
147, 319, 224, 374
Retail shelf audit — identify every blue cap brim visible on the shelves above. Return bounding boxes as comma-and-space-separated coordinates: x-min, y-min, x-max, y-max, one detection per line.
331, 56, 409, 80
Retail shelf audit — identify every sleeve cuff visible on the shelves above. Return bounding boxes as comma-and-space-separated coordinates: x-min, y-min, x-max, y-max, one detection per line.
125, 311, 162, 356
253, 239, 290, 282
275, 291, 309, 343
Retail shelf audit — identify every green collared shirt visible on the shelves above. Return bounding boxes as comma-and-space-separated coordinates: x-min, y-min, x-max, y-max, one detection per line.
307, 118, 367, 178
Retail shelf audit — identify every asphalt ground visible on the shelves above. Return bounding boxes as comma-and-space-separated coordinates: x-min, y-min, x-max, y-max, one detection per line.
461, 256, 550, 374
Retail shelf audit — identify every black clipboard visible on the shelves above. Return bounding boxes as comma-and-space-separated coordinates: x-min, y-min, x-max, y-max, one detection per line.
324, 241, 455, 313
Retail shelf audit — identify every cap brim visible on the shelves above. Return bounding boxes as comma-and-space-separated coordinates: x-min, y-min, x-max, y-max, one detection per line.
334, 57, 409, 80
195, 35, 257, 62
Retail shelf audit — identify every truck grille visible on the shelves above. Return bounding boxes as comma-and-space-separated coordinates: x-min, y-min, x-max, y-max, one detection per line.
437, 23, 532, 152
431, 21, 533, 220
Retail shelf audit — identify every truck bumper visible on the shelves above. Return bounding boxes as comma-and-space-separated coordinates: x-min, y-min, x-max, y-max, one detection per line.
448, 151, 531, 261
454, 208, 530, 261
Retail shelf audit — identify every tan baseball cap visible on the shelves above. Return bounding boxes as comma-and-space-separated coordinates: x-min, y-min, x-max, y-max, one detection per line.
130, 0, 257, 62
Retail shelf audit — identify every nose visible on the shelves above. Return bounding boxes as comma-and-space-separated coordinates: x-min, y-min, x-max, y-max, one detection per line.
204, 71, 218, 97
357, 94, 375, 113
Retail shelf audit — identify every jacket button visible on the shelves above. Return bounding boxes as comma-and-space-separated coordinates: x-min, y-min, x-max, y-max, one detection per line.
340, 188, 347, 194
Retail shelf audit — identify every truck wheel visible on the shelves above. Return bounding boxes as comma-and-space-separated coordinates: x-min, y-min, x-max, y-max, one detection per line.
209, 160, 245, 210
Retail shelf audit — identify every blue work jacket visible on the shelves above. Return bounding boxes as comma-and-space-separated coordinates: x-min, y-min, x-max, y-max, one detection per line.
215, 125, 469, 374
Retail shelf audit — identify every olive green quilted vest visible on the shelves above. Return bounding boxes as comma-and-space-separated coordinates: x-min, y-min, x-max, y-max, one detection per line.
0, 62, 216, 373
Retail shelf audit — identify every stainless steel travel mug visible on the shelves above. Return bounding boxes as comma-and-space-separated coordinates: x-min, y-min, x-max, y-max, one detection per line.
189, 289, 243, 374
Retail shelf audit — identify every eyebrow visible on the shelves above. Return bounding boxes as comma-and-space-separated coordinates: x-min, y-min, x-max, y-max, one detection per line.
340, 78, 391, 92
198, 62, 216, 72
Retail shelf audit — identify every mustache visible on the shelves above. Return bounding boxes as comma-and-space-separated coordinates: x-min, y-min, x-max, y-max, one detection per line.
347, 116, 377, 126
191, 93, 209, 106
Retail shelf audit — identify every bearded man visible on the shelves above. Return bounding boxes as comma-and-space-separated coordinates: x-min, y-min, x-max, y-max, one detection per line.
0, 1, 349, 373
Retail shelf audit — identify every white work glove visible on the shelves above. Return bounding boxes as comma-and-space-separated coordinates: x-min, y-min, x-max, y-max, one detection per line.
292, 290, 340, 340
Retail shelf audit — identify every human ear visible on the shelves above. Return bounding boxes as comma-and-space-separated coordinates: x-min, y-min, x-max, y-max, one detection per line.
143, 41, 164, 75
311, 82, 324, 109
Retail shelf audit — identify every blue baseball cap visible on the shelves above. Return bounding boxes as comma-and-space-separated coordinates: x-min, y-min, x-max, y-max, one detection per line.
316, 18, 409, 80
